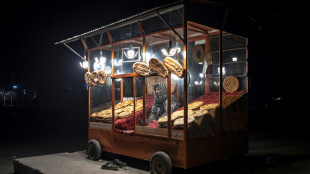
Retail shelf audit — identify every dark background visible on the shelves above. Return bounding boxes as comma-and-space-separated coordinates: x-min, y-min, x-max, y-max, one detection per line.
0, 0, 307, 173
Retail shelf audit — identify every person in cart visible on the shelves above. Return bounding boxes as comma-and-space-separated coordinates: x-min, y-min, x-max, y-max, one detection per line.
147, 83, 178, 123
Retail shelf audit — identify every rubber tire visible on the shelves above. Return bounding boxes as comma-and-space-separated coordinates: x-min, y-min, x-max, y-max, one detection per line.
87, 139, 102, 161
150, 151, 172, 174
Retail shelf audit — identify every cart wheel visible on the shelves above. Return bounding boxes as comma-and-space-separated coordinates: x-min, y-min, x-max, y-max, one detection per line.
150, 151, 172, 174
87, 139, 102, 161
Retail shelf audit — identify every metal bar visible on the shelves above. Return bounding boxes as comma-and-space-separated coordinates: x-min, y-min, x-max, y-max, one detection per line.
142, 78, 146, 126
182, 6, 188, 142
111, 45, 115, 132
205, 36, 210, 94
64, 43, 85, 60
89, 26, 183, 52
107, 30, 113, 44
137, 21, 144, 36
87, 50, 91, 135
167, 73, 172, 140
246, 38, 249, 93
155, 10, 185, 43
219, 27, 223, 135
81, 38, 88, 50
133, 77, 136, 133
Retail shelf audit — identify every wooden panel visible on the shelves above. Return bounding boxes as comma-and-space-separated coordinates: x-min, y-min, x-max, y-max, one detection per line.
88, 129, 187, 168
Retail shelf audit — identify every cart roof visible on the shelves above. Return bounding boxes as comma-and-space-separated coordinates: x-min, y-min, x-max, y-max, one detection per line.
55, 1, 184, 45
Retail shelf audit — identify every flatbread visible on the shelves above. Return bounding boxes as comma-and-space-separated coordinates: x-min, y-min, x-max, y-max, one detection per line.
188, 101, 204, 110
133, 62, 151, 76
223, 76, 239, 93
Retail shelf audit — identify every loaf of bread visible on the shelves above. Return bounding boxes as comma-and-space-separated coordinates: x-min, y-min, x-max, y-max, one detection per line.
149, 58, 168, 78
163, 57, 184, 78
133, 62, 151, 76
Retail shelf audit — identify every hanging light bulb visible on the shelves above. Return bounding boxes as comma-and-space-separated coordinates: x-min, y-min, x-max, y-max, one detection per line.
80, 56, 88, 69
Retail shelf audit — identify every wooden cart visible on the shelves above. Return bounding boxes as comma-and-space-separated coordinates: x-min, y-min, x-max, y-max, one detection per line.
56, 1, 249, 173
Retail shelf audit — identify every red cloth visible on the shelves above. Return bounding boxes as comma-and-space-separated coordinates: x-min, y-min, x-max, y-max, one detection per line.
147, 91, 245, 128
115, 94, 154, 131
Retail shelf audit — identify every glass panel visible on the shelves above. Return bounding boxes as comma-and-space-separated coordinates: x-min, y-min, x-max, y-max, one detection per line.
89, 79, 113, 129
89, 46, 113, 129
110, 23, 140, 42
114, 38, 143, 75
114, 77, 134, 132
141, 8, 183, 34
89, 46, 113, 75
221, 32, 247, 133
187, 23, 221, 139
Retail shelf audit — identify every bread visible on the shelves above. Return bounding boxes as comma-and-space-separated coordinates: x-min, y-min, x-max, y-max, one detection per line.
84, 72, 93, 87
223, 76, 239, 93
200, 103, 219, 110
163, 57, 183, 78
188, 101, 204, 110
97, 70, 107, 85
174, 116, 196, 128
133, 62, 151, 76
149, 58, 168, 78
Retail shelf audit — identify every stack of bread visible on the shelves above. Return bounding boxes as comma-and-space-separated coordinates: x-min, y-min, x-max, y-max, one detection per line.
156, 101, 220, 129
90, 99, 144, 122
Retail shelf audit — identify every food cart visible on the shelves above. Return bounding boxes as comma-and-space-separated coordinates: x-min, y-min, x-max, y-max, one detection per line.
56, 1, 249, 173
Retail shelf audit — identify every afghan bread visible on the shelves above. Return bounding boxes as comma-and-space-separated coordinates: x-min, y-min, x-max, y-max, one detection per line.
149, 58, 168, 78
90, 71, 100, 86
97, 70, 107, 85
133, 62, 151, 76
223, 76, 239, 93
200, 103, 219, 110
84, 72, 93, 87
174, 116, 196, 127
190, 109, 208, 118
163, 57, 183, 78
158, 115, 168, 123
188, 101, 204, 110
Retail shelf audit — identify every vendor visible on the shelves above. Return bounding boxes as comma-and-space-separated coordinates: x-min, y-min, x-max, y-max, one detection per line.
148, 83, 178, 123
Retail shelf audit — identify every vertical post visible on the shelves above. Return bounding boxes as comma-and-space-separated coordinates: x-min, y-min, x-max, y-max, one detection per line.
167, 73, 172, 139
111, 45, 115, 132
219, 27, 223, 134
142, 37, 146, 63
87, 50, 91, 132
205, 36, 210, 94
183, 6, 188, 142
133, 77, 136, 133
246, 38, 249, 93
143, 78, 146, 126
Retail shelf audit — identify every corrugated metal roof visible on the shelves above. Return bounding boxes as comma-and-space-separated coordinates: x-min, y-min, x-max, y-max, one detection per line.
55, 1, 183, 45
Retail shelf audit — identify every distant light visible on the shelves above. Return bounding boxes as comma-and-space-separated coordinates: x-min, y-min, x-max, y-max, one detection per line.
199, 80, 203, 85
194, 81, 199, 85
182, 51, 186, 58
13, 85, 18, 90
127, 49, 136, 59
199, 73, 204, 78
232, 57, 238, 61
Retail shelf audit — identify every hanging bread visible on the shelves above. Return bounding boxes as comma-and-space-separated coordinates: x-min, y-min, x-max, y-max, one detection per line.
149, 58, 168, 78
163, 57, 184, 78
223, 76, 239, 93
133, 62, 151, 76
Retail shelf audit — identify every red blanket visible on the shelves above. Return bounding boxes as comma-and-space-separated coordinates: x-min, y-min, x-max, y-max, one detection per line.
114, 94, 154, 132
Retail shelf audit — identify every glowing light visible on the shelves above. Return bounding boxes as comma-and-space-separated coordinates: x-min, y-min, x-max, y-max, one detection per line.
171, 74, 179, 81
194, 81, 198, 85
232, 57, 237, 61
13, 85, 18, 89
182, 51, 186, 58
199, 73, 204, 78
217, 67, 226, 75
80, 60, 89, 69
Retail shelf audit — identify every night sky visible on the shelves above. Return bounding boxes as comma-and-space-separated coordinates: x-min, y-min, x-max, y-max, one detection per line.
1, 0, 307, 111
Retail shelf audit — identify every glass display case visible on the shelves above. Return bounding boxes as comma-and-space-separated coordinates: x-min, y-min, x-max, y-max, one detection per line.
57, 2, 249, 173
